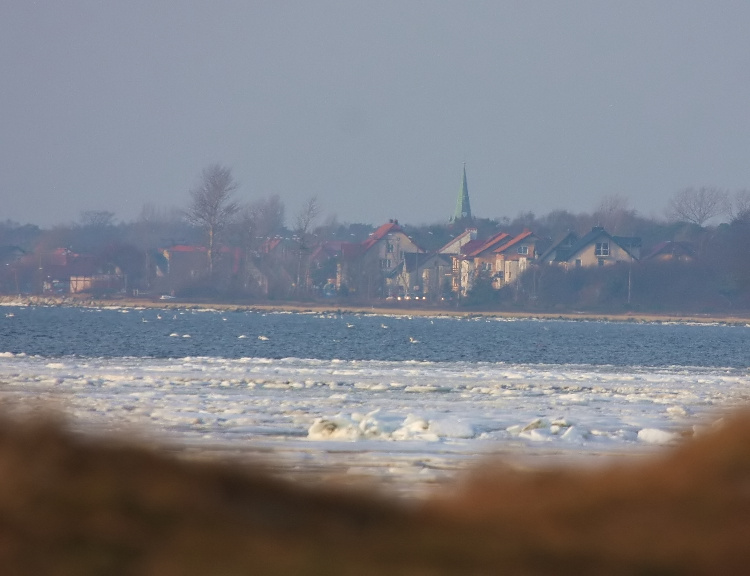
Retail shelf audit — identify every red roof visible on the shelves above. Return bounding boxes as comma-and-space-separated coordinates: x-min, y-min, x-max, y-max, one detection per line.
463, 231, 510, 257
494, 229, 534, 254
361, 221, 401, 252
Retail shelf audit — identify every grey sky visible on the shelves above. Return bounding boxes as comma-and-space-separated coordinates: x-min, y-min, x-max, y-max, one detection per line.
2, 1, 749, 227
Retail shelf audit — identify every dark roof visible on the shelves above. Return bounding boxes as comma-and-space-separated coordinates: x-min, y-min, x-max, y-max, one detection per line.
566, 227, 640, 261
642, 240, 696, 260
539, 231, 579, 262
402, 252, 451, 273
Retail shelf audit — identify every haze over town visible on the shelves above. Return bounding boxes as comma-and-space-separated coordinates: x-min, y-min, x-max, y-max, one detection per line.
3, 1, 750, 227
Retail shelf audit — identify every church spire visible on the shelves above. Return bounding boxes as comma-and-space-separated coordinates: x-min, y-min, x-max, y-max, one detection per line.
452, 163, 472, 221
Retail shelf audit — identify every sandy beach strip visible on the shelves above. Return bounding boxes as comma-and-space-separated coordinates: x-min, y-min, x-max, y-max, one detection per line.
2, 294, 750, 325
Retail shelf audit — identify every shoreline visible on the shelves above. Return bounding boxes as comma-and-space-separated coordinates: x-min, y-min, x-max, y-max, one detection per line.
2, 294, 750, 325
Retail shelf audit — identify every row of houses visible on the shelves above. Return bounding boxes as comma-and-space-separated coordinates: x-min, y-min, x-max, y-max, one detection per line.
310, 220, 644, 301
2, 222, 691, 300
5, 169, 701, 299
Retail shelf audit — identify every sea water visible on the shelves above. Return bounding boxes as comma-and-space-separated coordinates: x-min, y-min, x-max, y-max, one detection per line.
1, 305, 749, 492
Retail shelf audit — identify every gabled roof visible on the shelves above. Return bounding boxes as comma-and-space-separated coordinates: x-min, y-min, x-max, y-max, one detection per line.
438, 228, 477, 254
642, 240, 696, 261
493, 229, 536, 255
539, 231, 578, 262
566, 227, 640, 261
309, 241, 343, 262
459, 238, 486, 256
463, 231, 511, 258
361, 221, 402, 252
402, 252, 452, 273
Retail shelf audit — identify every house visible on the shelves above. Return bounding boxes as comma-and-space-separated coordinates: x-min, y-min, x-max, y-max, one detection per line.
492, 229, 540, 288
642, 240, 696, 262
452, 231, 511, 295
552, 227, 640, 269
397, 252, 453, 300
539, 231, 579, 265
338, 220, 424, 297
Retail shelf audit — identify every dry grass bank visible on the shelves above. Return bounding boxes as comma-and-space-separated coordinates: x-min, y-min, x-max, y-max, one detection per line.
1, 411, 750, 574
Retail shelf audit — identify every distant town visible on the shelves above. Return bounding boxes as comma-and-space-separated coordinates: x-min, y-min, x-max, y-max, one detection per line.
2, 165, 749, 314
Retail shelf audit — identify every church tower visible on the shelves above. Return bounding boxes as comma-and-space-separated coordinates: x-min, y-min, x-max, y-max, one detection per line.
451, 163, 472, 221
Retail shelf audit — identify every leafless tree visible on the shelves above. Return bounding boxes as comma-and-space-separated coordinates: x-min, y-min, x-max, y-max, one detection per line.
80, 210, 116, 228
666, 187, 728, 227
185, 164, 240, 277
727, 189, 750, 223
294, 196, 321, 237
593, 194, 633, 233
246, 194, 286, 240
293, 196, 321, 294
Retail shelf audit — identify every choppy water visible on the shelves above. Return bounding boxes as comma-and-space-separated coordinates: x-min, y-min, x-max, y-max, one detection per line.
1, 305, 749, 493
2, 305, 748, 367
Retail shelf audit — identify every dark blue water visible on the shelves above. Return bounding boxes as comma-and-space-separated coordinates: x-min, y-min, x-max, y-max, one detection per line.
1, 306, 748, 368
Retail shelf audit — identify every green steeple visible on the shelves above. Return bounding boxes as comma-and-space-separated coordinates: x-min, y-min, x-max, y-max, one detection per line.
452, 163, 472, 221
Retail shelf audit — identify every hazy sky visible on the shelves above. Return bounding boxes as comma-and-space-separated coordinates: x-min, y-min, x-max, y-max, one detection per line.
2, 1, 750, 227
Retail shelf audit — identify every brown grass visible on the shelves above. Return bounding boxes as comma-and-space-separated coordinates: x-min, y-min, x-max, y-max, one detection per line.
1, 412, 750, 575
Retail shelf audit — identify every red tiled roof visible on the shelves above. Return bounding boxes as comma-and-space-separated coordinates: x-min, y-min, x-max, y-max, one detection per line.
494, 229, 534, 254
459, 238, 485, 256
464, 231, 510, 257
361, 221, 401, 252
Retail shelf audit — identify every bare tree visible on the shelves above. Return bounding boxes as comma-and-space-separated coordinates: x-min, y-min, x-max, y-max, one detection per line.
185, 164, 240, 277
667, 186, 728, 226
246, 194, 286, 240
593, 194, 632, 233
728, 189, 750, 223
80, 210, 116, 228
294, 196, 321, 237
293, 196, 321, 294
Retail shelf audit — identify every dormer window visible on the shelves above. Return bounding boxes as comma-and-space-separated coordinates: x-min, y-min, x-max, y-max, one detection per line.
595, 242, 610, 256
517, 245, 528, 255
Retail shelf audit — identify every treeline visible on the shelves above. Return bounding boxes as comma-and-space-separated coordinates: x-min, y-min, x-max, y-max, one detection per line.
2, 175, 750, 314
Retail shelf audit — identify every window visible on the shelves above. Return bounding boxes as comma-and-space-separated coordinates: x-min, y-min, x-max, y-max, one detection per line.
380, 259, 391, 269
481, 262, 492, 272
595, 242, 610, 256
386, 242, 394, 253
575, 259, 582, 268
517, 245, 528, 255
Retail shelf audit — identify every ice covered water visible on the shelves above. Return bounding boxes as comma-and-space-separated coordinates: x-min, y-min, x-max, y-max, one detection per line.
1, 305, 749, 492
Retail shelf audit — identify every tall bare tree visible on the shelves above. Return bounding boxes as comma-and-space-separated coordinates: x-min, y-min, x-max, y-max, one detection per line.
294, 196, 321, 294
593, 194, 633, 233
185, 164, 240, 277
667, 186, 727, 227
